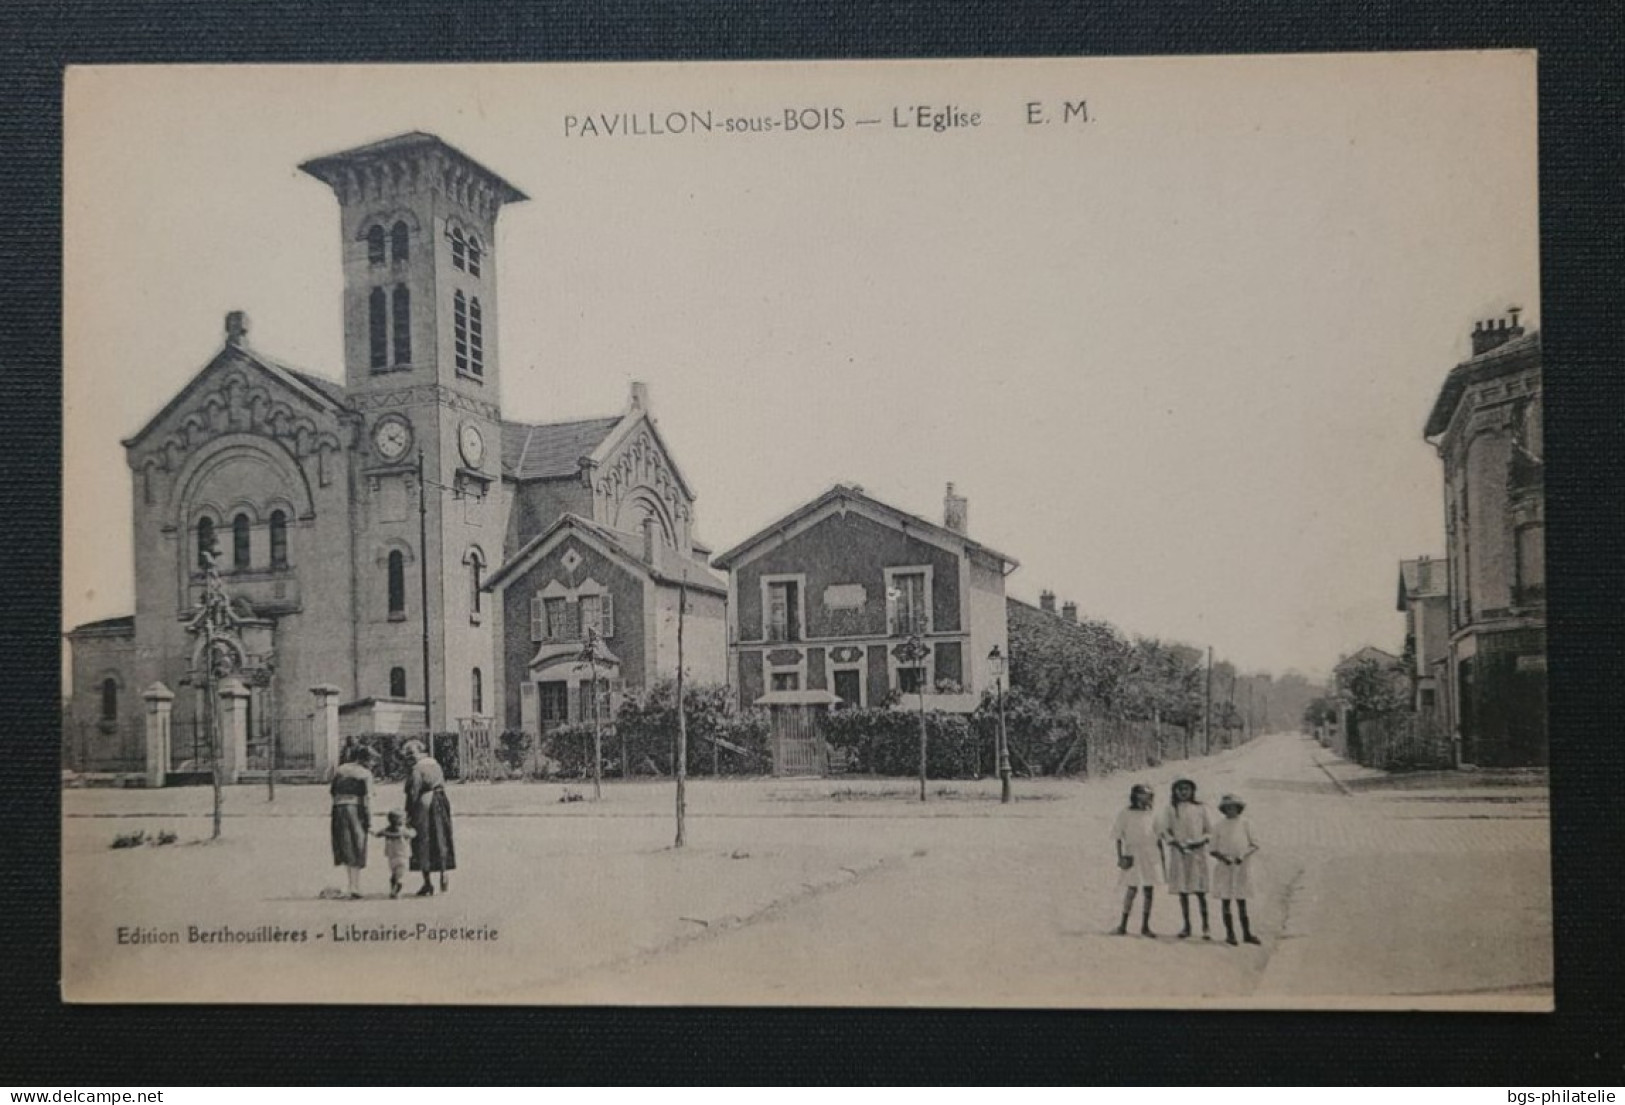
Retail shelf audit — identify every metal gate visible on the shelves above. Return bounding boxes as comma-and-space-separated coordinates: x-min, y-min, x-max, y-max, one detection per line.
458, 722, 499, 782
771, 704, 827, 776
247, 717, 316, 774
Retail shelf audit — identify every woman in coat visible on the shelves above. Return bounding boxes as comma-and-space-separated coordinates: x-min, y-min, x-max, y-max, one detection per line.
402, 739, 456, 896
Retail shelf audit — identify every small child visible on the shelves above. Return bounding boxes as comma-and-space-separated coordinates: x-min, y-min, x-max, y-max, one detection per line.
1110, 783, 1162, 936
373, 810, 417, 899
1211, 794, 1261, 945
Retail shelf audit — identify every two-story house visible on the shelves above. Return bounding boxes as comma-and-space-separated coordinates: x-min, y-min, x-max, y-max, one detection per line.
711, 483, 1016, 770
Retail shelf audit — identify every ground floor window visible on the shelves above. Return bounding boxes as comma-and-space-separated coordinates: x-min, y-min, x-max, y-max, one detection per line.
896, 666, 927, 695
832, 668, 862, 707
539, 681, 569, 726
771, 672, 801, 693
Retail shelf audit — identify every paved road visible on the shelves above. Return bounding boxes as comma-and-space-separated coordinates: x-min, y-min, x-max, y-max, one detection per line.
62, 732, 1550, 1007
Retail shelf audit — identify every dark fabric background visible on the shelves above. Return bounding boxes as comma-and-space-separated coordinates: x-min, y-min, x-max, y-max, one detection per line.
2, 0, 1620, 1085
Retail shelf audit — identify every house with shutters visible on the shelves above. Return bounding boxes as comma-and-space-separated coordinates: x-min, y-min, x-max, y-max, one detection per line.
484, 512, 728, 737
711, 483, 1017, 717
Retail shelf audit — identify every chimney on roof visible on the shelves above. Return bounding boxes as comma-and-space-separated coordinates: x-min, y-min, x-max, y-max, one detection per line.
225, 311, 249, 347
1039, 590, 1056, 614
1470, 307, 1525, 356
1061, 601, 1078, 624
629, 381, 650, 412
943, 482, 968, 535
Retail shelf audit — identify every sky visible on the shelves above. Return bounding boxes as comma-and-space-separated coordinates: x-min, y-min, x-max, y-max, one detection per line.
62, 55, 1539, 681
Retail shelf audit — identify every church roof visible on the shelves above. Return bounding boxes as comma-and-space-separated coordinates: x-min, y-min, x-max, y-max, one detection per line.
123, 332, 350, 448
65, 615, 135, 638
299, 131, 529, 205
500, 417, 623, 481
486, 513, 729, 596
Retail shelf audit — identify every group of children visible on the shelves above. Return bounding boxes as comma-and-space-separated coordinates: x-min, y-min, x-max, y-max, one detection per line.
1109, 778, 1260, 945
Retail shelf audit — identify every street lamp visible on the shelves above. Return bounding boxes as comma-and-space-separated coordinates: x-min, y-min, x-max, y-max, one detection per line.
988, 645, 1011, 804
897, 633, 932, 802
575, 627, 613, 801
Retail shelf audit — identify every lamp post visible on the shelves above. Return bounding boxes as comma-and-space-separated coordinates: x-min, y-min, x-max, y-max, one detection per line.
576, 628, 611, 800
988, 645, 1011, 804
897, 633, 932, 802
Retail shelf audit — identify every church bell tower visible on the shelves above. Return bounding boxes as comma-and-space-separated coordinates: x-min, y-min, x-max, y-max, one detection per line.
300, 133, 527, 729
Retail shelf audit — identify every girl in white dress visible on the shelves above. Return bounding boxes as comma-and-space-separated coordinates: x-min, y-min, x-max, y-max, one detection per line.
1211, 794, 1261, 945
1110, 784, 1162, 936
1156, 778, 1213, 939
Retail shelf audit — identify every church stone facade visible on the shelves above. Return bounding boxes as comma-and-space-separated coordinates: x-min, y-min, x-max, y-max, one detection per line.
65, 132, 723, 776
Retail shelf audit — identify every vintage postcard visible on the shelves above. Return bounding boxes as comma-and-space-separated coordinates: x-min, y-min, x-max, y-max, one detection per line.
61, 54, 1548, 1007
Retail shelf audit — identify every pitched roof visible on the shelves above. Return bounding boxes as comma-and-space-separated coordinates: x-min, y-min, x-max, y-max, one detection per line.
123, 341, 349, 448
1397, 557, 1448, 609
1424, 330, 1541, 438
500, 417, 623, 481
485, 513, 729, 596
65, 615, 135, 637
298, 131, 528, 204
710, 483, 1019, 571
1334, 645, 1403, 673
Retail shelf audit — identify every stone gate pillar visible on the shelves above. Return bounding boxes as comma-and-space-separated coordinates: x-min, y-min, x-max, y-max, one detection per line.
310, 684, 342, 780
142, 682, 174, 789
217, 677, 251, 783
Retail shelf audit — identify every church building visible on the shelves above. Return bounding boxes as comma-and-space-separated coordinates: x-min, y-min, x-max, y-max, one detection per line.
65, 132, 725, 778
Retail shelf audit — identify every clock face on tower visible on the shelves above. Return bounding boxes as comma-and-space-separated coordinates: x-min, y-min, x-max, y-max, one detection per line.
371, 415, 412, 462
458, 421, 486, 468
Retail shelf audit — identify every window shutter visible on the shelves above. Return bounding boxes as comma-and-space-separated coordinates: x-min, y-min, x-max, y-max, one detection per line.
602, 592, 615, 638
886, 587, 899, 636
530, 594, 544, 642
519, 682, 538, 735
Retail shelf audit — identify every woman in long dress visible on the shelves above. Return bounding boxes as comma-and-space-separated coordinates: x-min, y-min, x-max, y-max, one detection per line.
402, 739, 456, 896
329, 745, 375, 899
1155, 777, 1213, 939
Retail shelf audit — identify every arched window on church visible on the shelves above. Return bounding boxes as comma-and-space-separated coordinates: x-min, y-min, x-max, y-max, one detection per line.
391, 285, 412, 366
450, 226, 466, 271
391, 220, 409, 264
367, 225, 386, 266
387, 550, 406, 619
100, 677, 118, 724
269, 511, 288, 569
471, 668, 483, 716
467, 234, 483, 278
368, 287, 388, 370
469, 297, 484, 377
453, 290, 468, 374
389, 667, 407, 699
468, 548, 485, 616
196, 517, 216, 570
232, 514, 251, 570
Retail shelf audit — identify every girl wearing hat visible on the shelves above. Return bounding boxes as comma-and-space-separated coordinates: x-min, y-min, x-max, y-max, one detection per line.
1155, 778, 1213, 939
1212, 794, 1261, 945
1109, 783, 1162, 936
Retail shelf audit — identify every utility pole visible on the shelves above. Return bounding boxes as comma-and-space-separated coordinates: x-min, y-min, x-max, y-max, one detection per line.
675, 573, 688, 848
1204, 645, 1214, 755
416, 449, 433, 735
